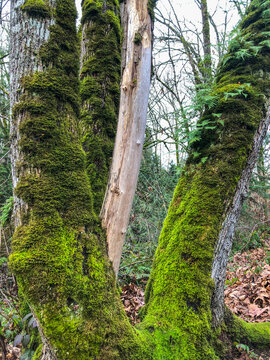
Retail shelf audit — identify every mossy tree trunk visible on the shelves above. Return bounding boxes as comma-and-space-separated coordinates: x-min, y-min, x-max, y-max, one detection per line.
9, 0, 270, 359
80, 0, 122, 215
142, 1, 270, 358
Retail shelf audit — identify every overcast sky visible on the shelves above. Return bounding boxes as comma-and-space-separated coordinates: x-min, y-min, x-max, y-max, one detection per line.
75, 0, 239, 31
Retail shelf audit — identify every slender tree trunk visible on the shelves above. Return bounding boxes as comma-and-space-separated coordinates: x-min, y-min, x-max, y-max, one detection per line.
100, 0, 153, 275
80, 0, 122, 214
200, 0, 212, 78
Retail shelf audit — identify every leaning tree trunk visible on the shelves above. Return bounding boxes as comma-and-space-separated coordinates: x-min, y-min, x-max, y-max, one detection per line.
80, 0, 153, 276
9, 0, 153, 359
141, 1, 270, 358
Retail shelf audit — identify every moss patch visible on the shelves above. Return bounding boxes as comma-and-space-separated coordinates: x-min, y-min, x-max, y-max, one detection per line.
21, 0, 52, 18
224, 308, 270, 350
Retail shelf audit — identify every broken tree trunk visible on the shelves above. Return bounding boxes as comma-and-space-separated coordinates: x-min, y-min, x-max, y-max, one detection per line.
100, 0, 153, 276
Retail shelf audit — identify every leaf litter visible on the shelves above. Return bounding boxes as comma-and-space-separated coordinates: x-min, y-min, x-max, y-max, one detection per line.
121, 239, 270, 359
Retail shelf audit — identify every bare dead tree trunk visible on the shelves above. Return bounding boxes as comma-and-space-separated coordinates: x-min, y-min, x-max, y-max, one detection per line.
100, 0, 153, 276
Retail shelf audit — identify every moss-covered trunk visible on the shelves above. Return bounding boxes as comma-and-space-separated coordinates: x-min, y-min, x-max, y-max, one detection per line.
141, 1, 270, 358
9, 0, 151, 359
80, 0, 122, 214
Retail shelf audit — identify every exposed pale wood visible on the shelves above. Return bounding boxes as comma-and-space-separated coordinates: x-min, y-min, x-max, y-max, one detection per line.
100, 0, 153, 276
211, 102, 270, 327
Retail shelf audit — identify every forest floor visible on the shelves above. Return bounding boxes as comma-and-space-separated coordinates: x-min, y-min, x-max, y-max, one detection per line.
0, 241, 270, 360
121, 238, 270, 360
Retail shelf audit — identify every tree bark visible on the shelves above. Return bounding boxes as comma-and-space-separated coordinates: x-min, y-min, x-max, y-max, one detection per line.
10, 0, 55, 228
200, 0, 212, 77
142, 1, 270, 358
211, 103, 270, 327
100, 0, 153, 275
80, 0, 122, 214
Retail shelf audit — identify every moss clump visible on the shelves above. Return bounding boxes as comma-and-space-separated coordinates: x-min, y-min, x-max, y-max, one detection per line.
21, 0, 52, 18
134, 32, 143, 45
80, 0, 121, 214
147, 0, 158, 19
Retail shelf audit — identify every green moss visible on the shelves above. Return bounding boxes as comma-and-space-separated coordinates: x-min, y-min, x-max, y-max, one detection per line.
21, 0, 52, 18
80, 0, 121, 214
141, 1, 270, 358
147, 0, 158, 19
32, 344, 43, 360
224, 308, 270, 350
134, 32, 143, 45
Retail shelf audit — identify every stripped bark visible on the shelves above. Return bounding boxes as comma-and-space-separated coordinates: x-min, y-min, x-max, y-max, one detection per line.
100, 0, 153, 275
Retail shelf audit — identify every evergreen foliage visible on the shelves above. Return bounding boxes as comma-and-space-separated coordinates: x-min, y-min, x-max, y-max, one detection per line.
120, 150, 178, 283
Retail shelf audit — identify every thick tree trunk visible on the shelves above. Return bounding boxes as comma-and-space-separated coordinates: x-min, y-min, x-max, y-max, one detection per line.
211, 104, 270, 327
100, 0, 153, 275
9, 0, 151, 359
142, 1, 270, 358
10, 0, 55, 228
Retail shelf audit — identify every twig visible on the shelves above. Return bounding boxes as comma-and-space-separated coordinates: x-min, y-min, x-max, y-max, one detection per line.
1, 227, 9, 256
0, 309, 9, 321
0, 150, 10, 163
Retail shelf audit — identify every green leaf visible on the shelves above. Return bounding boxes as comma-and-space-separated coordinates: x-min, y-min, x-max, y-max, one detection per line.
259, 39, 270, 48
217, 119, 224, 126
201, 157, 208, 164
193, 152, 201, 159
